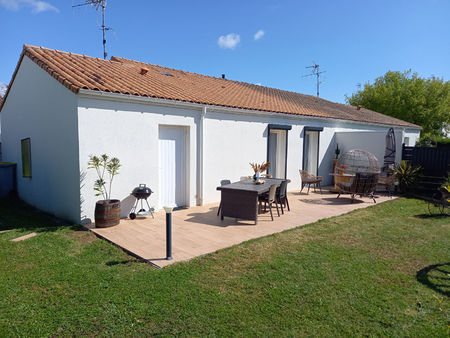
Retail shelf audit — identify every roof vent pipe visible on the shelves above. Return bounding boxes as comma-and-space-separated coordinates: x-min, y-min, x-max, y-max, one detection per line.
222, 74, 225, 79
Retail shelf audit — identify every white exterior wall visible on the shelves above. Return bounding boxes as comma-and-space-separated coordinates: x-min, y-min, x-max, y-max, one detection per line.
403, 129, 421, 146
202, 111, 302, 203
0, 56, 80, 222
77, 94, 421, 221
335, 128, 420, 168
202, 112, 339, 203
335, 130, 402, 168
201, 110, 412, 203
77, 97, 198, 224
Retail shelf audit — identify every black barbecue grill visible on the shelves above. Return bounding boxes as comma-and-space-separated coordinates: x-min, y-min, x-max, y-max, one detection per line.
129, 184, 154, 219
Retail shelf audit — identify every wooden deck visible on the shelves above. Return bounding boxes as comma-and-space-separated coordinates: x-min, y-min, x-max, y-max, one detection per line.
87, 189, 394, 268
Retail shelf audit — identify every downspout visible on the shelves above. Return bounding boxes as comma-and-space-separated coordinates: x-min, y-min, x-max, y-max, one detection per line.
197, 106, 206, 205
401, 128, 406, 162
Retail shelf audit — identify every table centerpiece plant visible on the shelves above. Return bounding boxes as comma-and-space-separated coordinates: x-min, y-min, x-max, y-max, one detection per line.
250, 161, 270, 183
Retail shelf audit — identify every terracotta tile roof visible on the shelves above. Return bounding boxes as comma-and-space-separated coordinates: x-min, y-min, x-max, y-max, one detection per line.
1, 45, 420, 128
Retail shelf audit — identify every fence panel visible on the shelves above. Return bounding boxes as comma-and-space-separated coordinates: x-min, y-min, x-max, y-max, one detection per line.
402, 145, 450, 177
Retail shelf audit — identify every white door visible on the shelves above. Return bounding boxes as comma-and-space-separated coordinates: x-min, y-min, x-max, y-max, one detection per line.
159, 126, 187, 208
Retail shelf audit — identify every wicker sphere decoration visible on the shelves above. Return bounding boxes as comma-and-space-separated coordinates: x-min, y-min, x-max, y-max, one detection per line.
335, 149, 380, 175
334, 149, 380, 197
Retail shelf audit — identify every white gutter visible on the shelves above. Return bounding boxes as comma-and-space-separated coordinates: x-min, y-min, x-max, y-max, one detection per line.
78, 89, 422, 130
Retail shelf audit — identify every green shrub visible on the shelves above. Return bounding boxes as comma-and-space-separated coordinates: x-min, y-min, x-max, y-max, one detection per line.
440, 174, 450, 194
416, 134, 450, 147
394, 160, 422, 193
416, 134, 434, 147
435, 137, 450, 148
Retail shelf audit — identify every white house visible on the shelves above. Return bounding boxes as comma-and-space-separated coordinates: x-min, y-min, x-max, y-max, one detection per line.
0, 45, 421, 224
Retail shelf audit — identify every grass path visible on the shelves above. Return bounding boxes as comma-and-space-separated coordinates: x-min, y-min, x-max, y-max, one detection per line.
0, 197, 448, 336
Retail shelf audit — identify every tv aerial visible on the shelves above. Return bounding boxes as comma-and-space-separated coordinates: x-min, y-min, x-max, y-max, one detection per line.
72, 0, 111, 59
302, 62, 326, 97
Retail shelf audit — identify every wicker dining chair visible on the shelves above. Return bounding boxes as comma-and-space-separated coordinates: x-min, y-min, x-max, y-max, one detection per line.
340, 172, 378, 203
217, 179, 231, 216
377, 173, 396, 197
258, 184, 280, 221
277, 180, 290, 214
299, 170, 323, 194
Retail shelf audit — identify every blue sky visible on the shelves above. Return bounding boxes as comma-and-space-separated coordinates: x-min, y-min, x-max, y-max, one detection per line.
1, 0, 449, 103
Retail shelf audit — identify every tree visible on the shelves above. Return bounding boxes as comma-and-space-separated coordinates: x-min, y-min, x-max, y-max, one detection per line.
346, 71, 450, 138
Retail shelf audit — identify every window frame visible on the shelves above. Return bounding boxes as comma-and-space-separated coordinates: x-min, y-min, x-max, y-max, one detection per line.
302, 127, 323, 176
21, 138, 32, 178
266, 124, 291, 179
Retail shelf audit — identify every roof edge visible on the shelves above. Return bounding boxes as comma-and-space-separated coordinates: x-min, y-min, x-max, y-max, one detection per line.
78, 88, 422, 130
0, 45, 82, 112
0, 47, 26, 112
23, 45, 80, 94
109, 55, 422, 129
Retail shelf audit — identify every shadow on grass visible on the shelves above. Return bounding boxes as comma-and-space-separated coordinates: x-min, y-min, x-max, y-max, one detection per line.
105, 259, 147, 266
416, 262, 450, 297
104, 255, 161, 267
0, 196, 74, 233
413, 214, 449, 219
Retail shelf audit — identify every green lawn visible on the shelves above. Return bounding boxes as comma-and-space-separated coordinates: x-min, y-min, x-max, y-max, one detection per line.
0, 197, 449, 336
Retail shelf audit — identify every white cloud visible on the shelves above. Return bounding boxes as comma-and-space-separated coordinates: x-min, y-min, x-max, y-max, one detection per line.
254, 29, 265, 40
0, 82, 7, 97
0, 0, 59, 13
217, 33, 240, 50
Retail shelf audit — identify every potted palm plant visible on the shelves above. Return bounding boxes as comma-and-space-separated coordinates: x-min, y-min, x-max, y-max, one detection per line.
394, 160, 422, 194
88, 154, 121, 228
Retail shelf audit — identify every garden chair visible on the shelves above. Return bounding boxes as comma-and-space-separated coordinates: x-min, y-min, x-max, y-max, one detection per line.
258, 184, 280, 221
277, 180, 290, 214
338, 172, 377, 203
299, 170, 322, 194
217, 179, 231, 216
377, 173, 396, 197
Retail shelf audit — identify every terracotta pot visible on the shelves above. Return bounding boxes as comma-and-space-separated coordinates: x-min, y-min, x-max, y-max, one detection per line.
95, 199, 121, 228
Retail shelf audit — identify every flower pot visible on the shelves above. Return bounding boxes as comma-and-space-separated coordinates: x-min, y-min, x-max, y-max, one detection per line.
253, 171, 261, 183
95, 199, 121, 228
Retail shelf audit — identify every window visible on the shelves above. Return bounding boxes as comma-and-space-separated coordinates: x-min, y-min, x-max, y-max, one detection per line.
267, 124, 291, 179
21, 138, 32, 178
302, 127, 323, 176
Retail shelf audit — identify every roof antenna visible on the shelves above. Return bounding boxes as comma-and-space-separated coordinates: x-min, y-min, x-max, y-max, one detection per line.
72, 0, 111, 59
302, 62, 326, 97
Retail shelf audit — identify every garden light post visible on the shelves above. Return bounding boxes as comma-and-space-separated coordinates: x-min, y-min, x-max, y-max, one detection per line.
163, 206, 173, 260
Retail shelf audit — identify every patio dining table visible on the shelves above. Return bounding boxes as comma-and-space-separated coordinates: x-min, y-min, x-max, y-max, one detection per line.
216, 178, 289, 224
